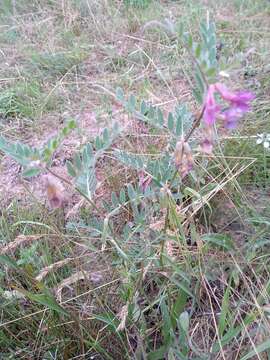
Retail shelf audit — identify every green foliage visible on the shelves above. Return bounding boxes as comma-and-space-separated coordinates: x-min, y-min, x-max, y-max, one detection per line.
0, 135, 40, 167
42, 119, 76, 164
202, 233, 234, 251
199, 21, 218, 72
0, 119, 76, 177
18, 288, 69, 316
240, 340, 270, 360
0, 81, 49, 119
124, 0, 152, 9
67, 143, 97, 198
182, 20, 218, 102
67, 123, 120, 199
0, 254, 19, 270
116, 87, 193, 137
0, 0, 40, 17
30, 49, 88, 77
114, 149, 146, 170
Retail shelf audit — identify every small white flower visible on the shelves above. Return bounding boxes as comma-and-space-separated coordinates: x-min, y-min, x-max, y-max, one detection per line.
219, 70, 230, 78
256, 133, 270, 149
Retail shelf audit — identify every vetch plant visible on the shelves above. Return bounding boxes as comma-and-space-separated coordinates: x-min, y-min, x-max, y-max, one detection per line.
0, 13, 264, 360
0, 20, 256, 230
0, 20, 255, 205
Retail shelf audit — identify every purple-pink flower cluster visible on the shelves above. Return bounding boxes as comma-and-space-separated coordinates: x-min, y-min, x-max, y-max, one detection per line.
201, 83, 255, 153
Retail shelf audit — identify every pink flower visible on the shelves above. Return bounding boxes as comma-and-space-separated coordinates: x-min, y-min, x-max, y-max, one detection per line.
222, 107, 243, 129
200, 83, 255, 154
215, 83, 255, 111
203, 84, 220, 125
202, 83, 255, 131
231, 91, 255, 111
215, 83, 255, 128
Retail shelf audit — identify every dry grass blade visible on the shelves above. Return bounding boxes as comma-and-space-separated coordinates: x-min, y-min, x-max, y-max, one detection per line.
65, 199, 85, 220
0, 235, 44, 255
182, 158, 257, 224
35, 258, 75, 282
56, 271, 89, 302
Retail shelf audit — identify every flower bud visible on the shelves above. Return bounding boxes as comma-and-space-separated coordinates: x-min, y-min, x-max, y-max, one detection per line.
43, 174, 65, 209
174, 138, 194, 178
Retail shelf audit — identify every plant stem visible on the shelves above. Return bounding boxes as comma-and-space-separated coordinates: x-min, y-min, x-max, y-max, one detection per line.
170, 106, 205, 185
45, 167, 72, 187
184, 105, 205, 143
